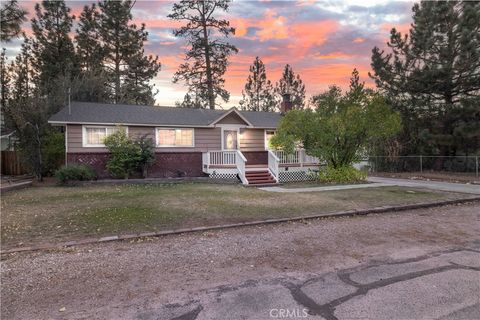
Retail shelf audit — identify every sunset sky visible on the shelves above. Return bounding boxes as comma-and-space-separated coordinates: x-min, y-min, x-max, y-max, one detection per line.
4, 0, 415, 108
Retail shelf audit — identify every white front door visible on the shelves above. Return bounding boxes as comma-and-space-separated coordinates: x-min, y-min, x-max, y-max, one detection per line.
223, 130, 238, 150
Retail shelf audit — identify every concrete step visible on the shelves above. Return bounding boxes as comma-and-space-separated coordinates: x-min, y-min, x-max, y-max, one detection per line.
245, 172, 271, 177
245, 183, 280, 187
248, 179, 277, 184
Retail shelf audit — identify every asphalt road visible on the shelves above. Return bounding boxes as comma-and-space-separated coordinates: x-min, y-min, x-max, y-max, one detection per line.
1, 203, 479, 320
163, 246, 480, 320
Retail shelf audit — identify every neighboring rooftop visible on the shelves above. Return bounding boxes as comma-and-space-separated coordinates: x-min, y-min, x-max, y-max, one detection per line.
49, 101, 281, 128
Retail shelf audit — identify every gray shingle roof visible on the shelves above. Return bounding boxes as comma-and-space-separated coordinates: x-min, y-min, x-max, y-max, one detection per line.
49, 101, 281, 128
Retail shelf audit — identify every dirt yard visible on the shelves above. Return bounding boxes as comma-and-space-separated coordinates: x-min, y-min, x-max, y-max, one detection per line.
1, 203, 479, 320
1, 182, 468, 248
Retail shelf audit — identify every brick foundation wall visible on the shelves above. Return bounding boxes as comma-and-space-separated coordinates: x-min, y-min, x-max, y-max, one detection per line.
67, 153, 110, 178
242, 151, 268, 165
67, 152, 204, 179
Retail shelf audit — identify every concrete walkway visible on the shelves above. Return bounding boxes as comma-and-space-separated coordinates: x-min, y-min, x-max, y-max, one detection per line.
368, 176, 480, 195
259, 176, 480, 194
259, 182, 393, 193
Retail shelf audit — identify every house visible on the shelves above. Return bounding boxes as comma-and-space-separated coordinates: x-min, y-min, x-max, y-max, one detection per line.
48, 97, 320, 185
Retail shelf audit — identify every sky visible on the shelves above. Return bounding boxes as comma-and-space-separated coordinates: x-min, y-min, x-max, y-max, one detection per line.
4, 0, 415, 108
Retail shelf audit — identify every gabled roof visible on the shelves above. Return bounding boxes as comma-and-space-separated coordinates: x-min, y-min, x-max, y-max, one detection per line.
209, 108, 253, 127
48, 101, 282, 128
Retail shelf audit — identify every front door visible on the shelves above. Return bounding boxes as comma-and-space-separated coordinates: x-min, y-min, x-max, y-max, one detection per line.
223, 130, 238, 150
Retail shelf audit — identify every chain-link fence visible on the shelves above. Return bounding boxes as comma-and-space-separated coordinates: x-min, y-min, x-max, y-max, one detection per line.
365, 156, 479, 177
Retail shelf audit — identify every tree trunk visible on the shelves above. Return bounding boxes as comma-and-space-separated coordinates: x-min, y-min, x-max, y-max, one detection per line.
200, 1, 215, 109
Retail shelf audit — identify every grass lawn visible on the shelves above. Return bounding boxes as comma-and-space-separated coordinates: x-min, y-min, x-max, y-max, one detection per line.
1, 182, 467, 247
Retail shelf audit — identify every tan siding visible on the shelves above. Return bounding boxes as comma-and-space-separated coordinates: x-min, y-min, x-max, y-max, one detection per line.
240, 128, 265, 151
67, 124, 109, 153
66, 124, 221, 153
216, 112, 248, 125
129, 126, 155, 140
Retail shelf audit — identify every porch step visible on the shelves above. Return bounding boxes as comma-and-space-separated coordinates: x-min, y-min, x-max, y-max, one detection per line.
245, 170, 278, 186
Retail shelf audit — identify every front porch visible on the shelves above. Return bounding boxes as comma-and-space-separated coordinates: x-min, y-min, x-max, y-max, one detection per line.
202, 149, 322, 185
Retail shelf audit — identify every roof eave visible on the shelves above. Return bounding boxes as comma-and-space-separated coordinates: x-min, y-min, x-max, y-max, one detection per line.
48, 120, 214, 128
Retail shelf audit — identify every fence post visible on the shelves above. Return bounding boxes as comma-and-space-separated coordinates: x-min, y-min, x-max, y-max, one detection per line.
476, 156, 478, 178
420, 155, 423, 173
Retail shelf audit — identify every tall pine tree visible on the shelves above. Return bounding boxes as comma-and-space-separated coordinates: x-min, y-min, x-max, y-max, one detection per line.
275, 64, 306, 110
98, 0, 161, 104
168, 0, 238, 109
30, 0, 77, 113
0, 0, 27, 42
0, 49, 11, 110
73, 3, 108, 102
239, 57, 276, 112
370, 0, 480, 160
75, 4, 104, 74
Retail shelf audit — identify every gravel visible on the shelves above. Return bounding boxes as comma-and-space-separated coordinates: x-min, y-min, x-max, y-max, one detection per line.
1, 203, 479, 319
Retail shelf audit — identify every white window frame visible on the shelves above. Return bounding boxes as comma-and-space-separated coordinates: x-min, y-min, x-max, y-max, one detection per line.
155, 127, 195, 148
264, 129, 276, 150
82, 125, 128, 148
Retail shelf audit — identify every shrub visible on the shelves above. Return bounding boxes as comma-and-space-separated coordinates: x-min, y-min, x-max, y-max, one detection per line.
134, 135, 155, 178
42, 130, 65, 176
317, 166, 366, 184
55, 164, 96, 183
104, 130, 140, 179
104, 130, 155, 179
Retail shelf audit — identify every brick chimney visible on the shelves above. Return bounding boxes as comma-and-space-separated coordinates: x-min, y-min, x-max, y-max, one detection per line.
280, 93, 293, 114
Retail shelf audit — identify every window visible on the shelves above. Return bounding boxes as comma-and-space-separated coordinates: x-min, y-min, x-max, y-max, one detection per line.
156, 128, 194, 147
265, 130, 276, 150
83, 126, 124, 147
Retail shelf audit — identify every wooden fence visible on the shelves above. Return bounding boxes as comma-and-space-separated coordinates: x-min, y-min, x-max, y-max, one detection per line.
1, 151, 30, 175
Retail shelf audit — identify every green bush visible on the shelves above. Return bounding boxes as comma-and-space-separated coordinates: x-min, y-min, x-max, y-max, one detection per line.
42, 130, 65, 176
135, 135, 155, 178
317, 166, 366, 184
104, 130, 155, 179
55, 164, 96, 183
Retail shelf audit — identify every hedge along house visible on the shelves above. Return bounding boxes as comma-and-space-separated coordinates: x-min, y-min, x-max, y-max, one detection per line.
48, 98, 320, 185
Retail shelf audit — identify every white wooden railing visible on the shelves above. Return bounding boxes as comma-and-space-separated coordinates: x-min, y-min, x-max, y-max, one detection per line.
274, 149, 320, 166
268, 150, 280, 182
235, 150, 248, 184
208, 150, 237, 166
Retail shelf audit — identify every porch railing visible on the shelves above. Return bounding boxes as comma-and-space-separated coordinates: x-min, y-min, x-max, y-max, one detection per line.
274, 149, 320, 165
268, 150, 280, 182
208, 150, 237, 166
236, 150, 248, 184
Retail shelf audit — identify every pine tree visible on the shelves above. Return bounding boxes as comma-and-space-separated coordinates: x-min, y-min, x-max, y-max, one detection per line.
0, 49, 11, 110
275, 64, 306, 109
239, 57, 276, 112
98, 0, 160, 104
0, 0, 27, 42
3, 37, 50, 180
168, 0, 238, 109
73, 3, 108, 102
122, 50, 160, 105
75, 4, 104, 74
10, 38, 34, 103
370, 0, 480, 160
30, 0, 77, 113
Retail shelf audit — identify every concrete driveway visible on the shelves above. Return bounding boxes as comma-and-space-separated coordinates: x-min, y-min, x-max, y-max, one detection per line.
368, 176, 480, 194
